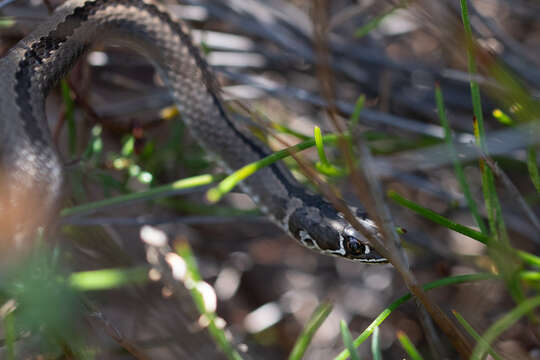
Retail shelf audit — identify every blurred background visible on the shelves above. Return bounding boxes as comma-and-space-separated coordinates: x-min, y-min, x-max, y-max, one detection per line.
0, 0, 539, 358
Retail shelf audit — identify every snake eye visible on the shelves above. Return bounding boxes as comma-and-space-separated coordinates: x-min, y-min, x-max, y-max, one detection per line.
345, 236, 366, 256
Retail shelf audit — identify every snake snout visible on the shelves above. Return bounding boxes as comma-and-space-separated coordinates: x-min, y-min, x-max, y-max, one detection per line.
287, 205, 387, 263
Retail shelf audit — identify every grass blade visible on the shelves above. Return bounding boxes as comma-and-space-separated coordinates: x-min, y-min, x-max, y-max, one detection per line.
3, 309, 15, 360
340, 321, 361, 360
206, 134, 341, 202
460, 0, 509, 244
435, 84, 487, 234
452, 310, 504, 360
349, 95, 365, 130
314, 127, 346, 176
471, 295, 540, 360
520, 271, 540, 282
315, 126, 330, 167
527, 147, 540, 195
271, 122, 311, 141
397, 331, 424, 360
354, 1, 407, 38
492, 109, 513, 126
388, 190, 489, 244
69, 266, 148, 291
61, 174, 222, 218
334, 273, 495, 360
460, 0, 486, 150
388, 190, 540, 267
174, 242, 244, 360
289, 302, 333, 360
371, 326, 382, 360
0, 17, 15, 28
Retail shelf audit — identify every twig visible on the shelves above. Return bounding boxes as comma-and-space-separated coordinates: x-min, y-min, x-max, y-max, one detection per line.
481, 153, 540, 234
374, 122, 540, 178
61, 215, 266, 226
469, 2, 540, 68
354, 133, 472, 358
84, 300, 151, 360
61, 181, 214, 219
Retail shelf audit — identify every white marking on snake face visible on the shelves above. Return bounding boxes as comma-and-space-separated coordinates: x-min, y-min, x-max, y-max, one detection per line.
299, 230, 310, 242
296, 229, 386, 262
333, 232, 346, 255
298, 230, 315, 248
364, 257, 388, 263
299, 230, 347, 256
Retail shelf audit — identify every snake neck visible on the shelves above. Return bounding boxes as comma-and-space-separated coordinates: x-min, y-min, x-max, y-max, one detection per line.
0, 0, 296, 240
0, 0, 387, 263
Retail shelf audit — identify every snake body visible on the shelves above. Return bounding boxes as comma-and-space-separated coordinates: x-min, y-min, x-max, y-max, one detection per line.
0, 0, 386, 262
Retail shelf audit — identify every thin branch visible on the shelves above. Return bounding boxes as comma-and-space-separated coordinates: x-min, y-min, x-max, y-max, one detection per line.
481, 153, 540, 233
84, 300, 151, 360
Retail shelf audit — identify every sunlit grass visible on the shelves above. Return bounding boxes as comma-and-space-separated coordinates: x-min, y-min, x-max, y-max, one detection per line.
289, 303, 333, 360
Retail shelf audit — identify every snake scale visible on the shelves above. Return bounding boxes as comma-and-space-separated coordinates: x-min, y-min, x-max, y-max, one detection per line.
0, 0, 386, 263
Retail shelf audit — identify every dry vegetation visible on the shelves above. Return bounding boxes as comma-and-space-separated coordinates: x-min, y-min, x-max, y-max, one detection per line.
0, 0, 539, 359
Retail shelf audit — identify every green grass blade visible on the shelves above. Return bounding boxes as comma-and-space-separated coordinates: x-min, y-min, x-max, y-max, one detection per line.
271, 122, 311, 141
61, 173, 222, 217
517, 251, 540, 268
452, 310, 504, 360
334, 273, 495, 360
3, 310, 15, 360
388, 190, 489, 244
314, 127, 347, 177
289, 302, 333, 360
388, 190, 540, 267
460, 0, 485, 150
481, 168, 503, 239
435, 84, 487, 235
460, 0, 508, 242
0, 17, 15, 28
69, 266, 148, 291
207, 134, 341, 202
371, 326, 382, 360
349, 95, 365, 129
82, 125, 103, 160
519, 271, 540, 282
471, 295, 540, 360
175, 241, 203, 282
354, 1, 407, 38
340, 321, 361, 360
397, 331, 424, 360
527, 147, 540, 195
121, 135, 135, 157
492, 109, 513, 126
174, 242, 244, 360
314, 126, 330, 167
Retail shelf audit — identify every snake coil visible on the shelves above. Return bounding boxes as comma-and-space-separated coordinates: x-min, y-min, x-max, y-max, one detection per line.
0, 0, 386, 263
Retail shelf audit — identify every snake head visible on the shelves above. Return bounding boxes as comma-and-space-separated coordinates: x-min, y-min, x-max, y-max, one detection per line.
287, 203, 387, 263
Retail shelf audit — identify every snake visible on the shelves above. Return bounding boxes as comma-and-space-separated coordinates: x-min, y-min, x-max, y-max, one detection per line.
0, 0, 386, 263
